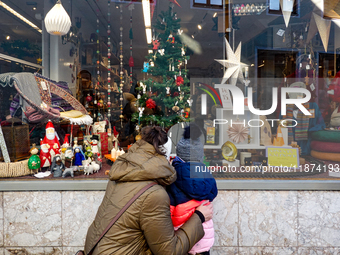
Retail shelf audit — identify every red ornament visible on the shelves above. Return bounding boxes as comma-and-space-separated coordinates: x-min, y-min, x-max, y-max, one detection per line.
146, 98, 156, 109
173, 92, 179, 97
184, 112, 189, 118
129, 56, 134, 67
176, 76, 184, 86
86, 94, 93, 102
152, 40, 160, 50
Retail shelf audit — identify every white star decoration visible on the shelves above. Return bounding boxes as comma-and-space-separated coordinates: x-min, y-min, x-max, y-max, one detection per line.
215, 38, 248, 86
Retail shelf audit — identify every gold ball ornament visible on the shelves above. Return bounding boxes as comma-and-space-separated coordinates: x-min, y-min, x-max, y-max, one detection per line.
172, 106, 180, 112
135, 134, 142, 141
184, 107, 190, 114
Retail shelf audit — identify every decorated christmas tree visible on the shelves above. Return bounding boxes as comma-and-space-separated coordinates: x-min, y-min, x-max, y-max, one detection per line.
132, 4, 191, 129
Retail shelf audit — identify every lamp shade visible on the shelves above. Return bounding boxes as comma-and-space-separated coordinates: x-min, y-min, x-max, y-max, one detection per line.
44, 0, 71, 36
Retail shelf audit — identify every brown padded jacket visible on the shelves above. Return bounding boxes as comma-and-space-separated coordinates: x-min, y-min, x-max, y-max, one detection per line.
84, 139, 204, 255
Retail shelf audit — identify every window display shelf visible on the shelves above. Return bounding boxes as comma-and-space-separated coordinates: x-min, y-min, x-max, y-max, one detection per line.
215, 107, 265, 149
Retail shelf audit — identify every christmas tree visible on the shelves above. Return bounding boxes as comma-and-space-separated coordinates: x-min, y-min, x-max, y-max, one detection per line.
131, 4, 191, 129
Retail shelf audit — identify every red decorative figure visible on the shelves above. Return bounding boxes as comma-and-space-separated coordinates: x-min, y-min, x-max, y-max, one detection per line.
152, 40, 160, 50
129, 56, 135, 67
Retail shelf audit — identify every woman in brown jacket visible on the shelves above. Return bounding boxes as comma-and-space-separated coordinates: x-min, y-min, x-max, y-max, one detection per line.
84, 126, 213, 255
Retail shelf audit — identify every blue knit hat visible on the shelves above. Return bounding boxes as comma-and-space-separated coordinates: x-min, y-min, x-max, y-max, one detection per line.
176, 124, 204, 162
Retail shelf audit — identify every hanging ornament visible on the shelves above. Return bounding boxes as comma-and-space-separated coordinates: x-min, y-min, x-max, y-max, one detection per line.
173, 91, 179, 97
44, 0, 71, 36
86, 94, 93, 102
167, 34, 175, 44
172, 105, 180, 112
146, 98, 156, 109
181, 47, 185, 56
169, 58, 174, 71
140, 82, 147, 94
119, 4, 124, 122
158, 49, 165, 56
129, 56, 135, 67
176, 76, 184, 86
179, 92, 184, 101
98, 99, 104, 107
129, 5, 134, 108
227, 124, 249, 144
215, 38, 248, 86
152, 40, 160, 50
166, 87, 171, 95
129, 28, 133, 40
142, 62, 150, 72
107, 0, 112, 119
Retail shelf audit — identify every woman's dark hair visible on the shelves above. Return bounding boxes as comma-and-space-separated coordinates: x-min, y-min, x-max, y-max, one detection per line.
141, 126, 168, 155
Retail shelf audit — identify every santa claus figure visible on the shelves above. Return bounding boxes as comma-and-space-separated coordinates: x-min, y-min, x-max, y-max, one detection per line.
42, 120, 60, 159
40, 140, 51, 169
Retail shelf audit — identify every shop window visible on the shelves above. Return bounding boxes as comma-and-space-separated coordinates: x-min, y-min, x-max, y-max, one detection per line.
267, 0, 299, 17
193, 0, 223, 9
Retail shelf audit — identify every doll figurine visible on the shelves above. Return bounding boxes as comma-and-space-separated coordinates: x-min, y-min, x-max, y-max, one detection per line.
90, 134, 100, 158
40, 140, 51, 170
28, 144, 41, 174
73, 146, 86, 166
50, 154, 65, 177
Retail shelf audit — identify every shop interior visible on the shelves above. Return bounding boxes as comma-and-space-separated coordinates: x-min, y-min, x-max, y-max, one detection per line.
1, 0, 340, 179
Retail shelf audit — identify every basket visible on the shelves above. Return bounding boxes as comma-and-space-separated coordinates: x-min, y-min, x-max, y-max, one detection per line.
0, 159, 33, 178
1, 124, 30, 162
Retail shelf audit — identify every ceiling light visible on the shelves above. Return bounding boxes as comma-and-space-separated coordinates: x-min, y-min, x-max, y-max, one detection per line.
0, 1, 42, 33
44, 0, 71, 36
142, 0, 151, 27
146, 28, 152, 44
213, 12, 217, 18
251, 63, 254, 66
191, 35, 195, 38
6, 35, 10, 40
32, 7, 36, 10
198, 24, 202, 30
142, 0, 152, 44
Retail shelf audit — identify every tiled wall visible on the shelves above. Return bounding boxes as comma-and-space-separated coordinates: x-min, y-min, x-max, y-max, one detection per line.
0, 190, 340, 255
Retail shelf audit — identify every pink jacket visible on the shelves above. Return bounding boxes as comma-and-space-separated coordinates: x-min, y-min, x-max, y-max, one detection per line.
171, 200, 215, 254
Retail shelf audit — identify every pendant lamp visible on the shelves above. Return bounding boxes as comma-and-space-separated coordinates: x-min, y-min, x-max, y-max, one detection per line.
44, 0, 71, 36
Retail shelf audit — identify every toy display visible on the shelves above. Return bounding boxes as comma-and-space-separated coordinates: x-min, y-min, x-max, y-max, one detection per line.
50, 155, 65, 177
39, 140, 51, 169
74, 146, 86, 166
42, 120, 61, 159
62, 166, 78, 178
28, 144, 41, 174
90, 134, 100, 157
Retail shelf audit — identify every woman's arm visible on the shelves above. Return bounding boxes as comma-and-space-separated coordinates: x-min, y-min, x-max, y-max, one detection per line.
140, 188, 205, 255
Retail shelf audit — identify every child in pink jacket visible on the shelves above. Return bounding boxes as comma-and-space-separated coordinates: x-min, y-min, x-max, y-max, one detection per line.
167, 124, 218, 255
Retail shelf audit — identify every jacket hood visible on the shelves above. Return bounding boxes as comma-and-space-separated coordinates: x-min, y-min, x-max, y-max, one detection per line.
109, 139, 177, 186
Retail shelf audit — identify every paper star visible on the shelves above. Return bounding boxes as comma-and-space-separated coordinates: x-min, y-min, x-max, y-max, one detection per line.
215, 38, 248, 86
307, 5, 332, 52
280, 0, 294, 27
